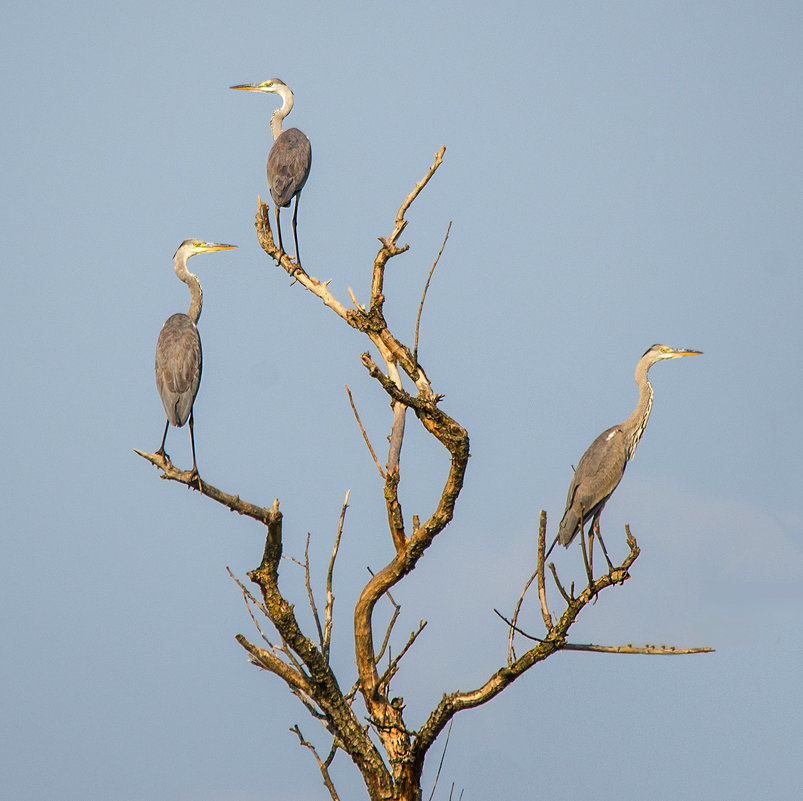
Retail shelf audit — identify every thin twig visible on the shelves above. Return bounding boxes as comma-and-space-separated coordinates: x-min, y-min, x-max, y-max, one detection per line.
547, 562, 572, 604
495, 612, 713, 654
426, 719, 454, 801
377, 620, 427, 692
289, 687, 328, 724
228, 567, 309, 675
303, 532, 325, 647
227, 566, 269, 619
227, 567, 276, 649
370, 146, 447, 314
347, 286, 365, 312
507, 569, 538, 665
414, 221, 452, 363
323, 490, 350, 661
536, 510, 552, 630
395, 146, 446, 233
562, 642, 715, 655
345, 385, 385, 478
291, 725, 342, 801
377, 605, 401, 666
494, 609, 545, 644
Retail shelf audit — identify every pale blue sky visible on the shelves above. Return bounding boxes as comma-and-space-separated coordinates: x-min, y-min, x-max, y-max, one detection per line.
2, 2, 801, 799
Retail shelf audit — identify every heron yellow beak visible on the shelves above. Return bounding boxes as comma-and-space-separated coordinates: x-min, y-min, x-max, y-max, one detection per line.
673, 349, 703, 357
230, 84, 263, 92
200, 243, 237, 252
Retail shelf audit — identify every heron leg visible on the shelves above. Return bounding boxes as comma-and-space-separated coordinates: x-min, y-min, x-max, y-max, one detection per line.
578, 518, 595, 588
274, 205, 285, 257
593, 517, 615, 573
291, 193, 302, 268
188, 412, 202, 489
545, 532, 560, 561
156, 419, 170, 459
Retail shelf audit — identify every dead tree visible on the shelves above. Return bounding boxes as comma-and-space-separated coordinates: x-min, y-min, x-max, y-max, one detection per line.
137, 146, 711, 801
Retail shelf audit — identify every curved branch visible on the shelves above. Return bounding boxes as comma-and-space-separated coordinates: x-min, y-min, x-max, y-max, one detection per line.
354, 353, 469, 713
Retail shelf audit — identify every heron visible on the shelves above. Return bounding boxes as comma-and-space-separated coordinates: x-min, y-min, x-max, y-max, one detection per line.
547, 344, 702, 565
155, 239, 237, 480
230, 78, 312, 267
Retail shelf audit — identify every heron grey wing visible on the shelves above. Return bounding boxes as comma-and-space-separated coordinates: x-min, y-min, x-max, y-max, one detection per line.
557, 471, 583, 546
267, 128, 312, 207
557, 426, 628, 546
155, 313, 203, 428
572, 426, 628, 512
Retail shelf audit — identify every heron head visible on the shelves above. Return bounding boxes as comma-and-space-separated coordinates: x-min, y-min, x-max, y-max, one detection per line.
229, 78, 288, 95
643, 344, 703, 363
174, 240, 237, 260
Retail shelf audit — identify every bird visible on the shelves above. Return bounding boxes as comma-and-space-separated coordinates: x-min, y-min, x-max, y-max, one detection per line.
547, 344, 702, 563
155, 239, 237, 481
230, 78, 312, 267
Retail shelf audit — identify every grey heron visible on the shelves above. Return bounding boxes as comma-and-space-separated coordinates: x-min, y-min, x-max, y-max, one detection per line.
155, 239, 237, 480
548, 344, 702, 562
230, 78, 312, 267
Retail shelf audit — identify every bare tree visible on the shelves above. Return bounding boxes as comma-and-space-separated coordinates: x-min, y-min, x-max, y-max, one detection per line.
137, 146, 711, 801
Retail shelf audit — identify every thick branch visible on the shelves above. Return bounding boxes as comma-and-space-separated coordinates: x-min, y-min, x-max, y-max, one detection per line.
354, 354, 469, 710
246, 500, 393, 798
235, 635, 315, 695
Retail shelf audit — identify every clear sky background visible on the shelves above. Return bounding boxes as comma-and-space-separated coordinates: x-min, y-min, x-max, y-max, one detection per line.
2, 2, 801, 799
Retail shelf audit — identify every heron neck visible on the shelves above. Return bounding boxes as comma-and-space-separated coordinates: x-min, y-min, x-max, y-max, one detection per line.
624, 363, 653, 460
175, 259, 203, 323
269, 87, 294, 141
270, 109, 285, 140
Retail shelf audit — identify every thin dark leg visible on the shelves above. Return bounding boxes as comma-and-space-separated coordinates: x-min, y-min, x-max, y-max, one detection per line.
189, 411, 199, 477
275, 206, 285, 255
593, 517, 615, 572
545, 532, 560, 560
292, 193, 301, 267
578, 512, 594, 588
157, 419, 170, 456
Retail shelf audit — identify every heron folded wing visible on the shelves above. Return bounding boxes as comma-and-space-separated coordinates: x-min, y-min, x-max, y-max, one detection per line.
267, 128, 312, 207
155, 313, 203, 427
557, 425, 628, 546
